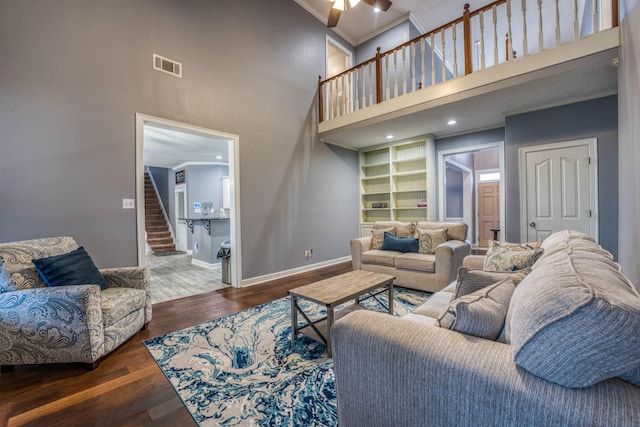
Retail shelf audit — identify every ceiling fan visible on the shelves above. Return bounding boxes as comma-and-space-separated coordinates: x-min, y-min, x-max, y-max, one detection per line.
327, 0, 393, 28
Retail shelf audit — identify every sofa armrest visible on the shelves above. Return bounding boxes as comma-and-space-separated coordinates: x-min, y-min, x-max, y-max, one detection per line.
0, 285, 105, 364
101, 266, 152, 323
332, 310, 640, 427
463, 254, 486, 269
350, 237, 372, 270
433, 240, 470, 288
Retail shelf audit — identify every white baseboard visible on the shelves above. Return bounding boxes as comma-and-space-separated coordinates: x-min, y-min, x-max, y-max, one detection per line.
241, 256, 352, 287
191, 258, 221, 270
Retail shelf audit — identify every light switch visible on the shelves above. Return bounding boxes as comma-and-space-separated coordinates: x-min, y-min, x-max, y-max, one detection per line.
122, 199, 135, 209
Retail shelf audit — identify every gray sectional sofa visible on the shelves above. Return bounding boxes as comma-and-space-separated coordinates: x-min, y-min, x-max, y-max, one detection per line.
333, 230, 640, 426
350, 221, 470, 293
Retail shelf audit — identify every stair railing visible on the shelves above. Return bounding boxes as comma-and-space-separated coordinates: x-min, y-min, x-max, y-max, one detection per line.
318, 0, 619, 123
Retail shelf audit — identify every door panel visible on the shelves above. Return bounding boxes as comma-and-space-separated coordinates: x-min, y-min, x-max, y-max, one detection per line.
525, 144, 591, 242
477, 182, 500, 246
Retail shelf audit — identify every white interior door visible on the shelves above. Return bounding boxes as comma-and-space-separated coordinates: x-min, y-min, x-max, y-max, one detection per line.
520, 139, 597, 242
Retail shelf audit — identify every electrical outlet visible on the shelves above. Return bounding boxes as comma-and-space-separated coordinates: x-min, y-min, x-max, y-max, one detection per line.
304, 249, 309, 258
122, 199, 135, 209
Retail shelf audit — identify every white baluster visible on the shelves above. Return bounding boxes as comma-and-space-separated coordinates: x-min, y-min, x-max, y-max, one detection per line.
507, 0, 513, 60
522, 0, 528, 56
329, 79, 335, 119
592, 0, 599, 33
430, 33, 436, 84
368, 62, 374, 106
393, 51, 399, 98
342, 74, 348, 114
573, 0, 579, 40
493, 5, 499, 65
538, 0, 544, 50
441, 29, 446, 81
385, 55, 390, 101
411, 42, 416, 92
452, 22, 458, 78
402, 47, 407, 95
480, 11, 486, 70
420, 38, 426, 89
361, 67, 366, 108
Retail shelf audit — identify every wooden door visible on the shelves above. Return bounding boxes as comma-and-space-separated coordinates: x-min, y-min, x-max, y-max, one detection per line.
523, 143, 592, 242
477, 182, 500, 247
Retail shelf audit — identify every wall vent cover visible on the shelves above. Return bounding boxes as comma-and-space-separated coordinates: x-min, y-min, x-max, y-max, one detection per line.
153, 54, 182, 78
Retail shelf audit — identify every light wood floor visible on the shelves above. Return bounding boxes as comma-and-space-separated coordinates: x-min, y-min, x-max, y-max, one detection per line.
0, 261, 352, 427
146, 252, 228, 304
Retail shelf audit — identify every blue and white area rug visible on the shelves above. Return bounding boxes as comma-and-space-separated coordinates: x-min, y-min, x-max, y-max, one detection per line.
144, 287, 429, 426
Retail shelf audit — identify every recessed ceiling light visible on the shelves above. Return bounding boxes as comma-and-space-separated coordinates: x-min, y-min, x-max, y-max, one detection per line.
447, 119, 457, 125
374, 7, 381, 12
216, 155, 223, 160
385, 134, 394, 139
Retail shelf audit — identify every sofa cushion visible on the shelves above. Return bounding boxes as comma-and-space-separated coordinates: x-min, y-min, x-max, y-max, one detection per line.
509, 247, 640, 388
412, 289, 454, 318
361, 250, 401, 267
619, 366, 640, 387
535, 230, 612, 266
32, 246, 108, 290
380, 232, 419, 253
394, 253, 436, 273
417, 228, 448, 254
415, 221, 468, 241
437, 278, 515, 340
371, 227, 395, 250
374, 221, 415, 238
454, 267, 531, 299
482, 241, 543, 272
101, 287, 146, 327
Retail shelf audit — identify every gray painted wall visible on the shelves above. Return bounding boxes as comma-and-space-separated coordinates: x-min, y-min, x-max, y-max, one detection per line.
504, 95, 618, 258
0, 0, 359, 278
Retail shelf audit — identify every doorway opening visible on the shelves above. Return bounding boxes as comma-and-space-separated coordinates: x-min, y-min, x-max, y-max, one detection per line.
135, 114, 242, 301
326, 35, 353, 115
438, 142, 505, 251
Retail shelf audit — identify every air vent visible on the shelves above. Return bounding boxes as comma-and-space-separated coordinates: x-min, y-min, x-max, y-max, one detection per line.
153, 54, 182, 78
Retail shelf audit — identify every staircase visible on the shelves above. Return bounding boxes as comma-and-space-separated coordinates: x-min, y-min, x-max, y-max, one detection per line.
144, 173, 176, 253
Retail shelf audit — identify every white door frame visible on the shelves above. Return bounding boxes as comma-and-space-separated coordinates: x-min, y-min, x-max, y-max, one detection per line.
438, 142, 506, 242
174, 184, 188, 252
326, 35, 354, 114
518, 138, 598, 242
443, 159, 472, 227
135, 113, 243, 287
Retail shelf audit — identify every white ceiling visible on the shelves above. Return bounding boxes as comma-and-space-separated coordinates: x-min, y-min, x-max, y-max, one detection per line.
143, 124, 230, 169
296, 0, 469, 45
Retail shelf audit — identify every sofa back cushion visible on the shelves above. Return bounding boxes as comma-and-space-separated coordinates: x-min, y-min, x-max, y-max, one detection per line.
509, 241, 640, 388
371, 227, 395, 250
373, 221, 415, 238
0, 236, 79, 291
415, 221, 468, 241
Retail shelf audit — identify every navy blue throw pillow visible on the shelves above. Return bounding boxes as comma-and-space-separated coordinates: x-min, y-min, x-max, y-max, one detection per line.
32, 246, 108, 290
380, 232, 419, 253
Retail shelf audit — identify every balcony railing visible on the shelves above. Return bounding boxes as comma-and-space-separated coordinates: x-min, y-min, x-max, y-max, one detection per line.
318, 0, 618, 123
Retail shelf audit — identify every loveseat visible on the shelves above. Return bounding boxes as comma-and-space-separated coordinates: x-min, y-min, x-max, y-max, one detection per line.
0, 236, 151, 370
350, 221, 470, 293
333, 230, 640, 426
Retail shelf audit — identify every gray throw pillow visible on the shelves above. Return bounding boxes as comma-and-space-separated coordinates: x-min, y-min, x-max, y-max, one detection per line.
371, 227, 395, 250
482, 241, 543, 272
454, 267, 531, 299
437, 278, 515, 341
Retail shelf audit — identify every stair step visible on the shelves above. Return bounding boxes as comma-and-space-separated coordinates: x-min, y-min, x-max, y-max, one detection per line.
147, 231, 171, 239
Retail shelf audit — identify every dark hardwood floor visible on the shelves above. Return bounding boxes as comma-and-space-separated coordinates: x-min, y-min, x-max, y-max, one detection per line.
0, 261, 352, 427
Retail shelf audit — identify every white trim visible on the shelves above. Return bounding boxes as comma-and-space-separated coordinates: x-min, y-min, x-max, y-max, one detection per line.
241, 256, 351, 288
135, 113, 243, 288
191, 258, 219, 270
437, 142, 506, 243
518, 138, 598, 242
172, 161, 228, 170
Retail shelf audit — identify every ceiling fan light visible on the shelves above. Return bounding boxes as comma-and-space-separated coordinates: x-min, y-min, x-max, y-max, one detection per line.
349, 0, 360, 7
333, 0, 345, 11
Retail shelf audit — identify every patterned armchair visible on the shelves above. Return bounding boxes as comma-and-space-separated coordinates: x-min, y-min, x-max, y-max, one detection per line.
0, 237, 151, 371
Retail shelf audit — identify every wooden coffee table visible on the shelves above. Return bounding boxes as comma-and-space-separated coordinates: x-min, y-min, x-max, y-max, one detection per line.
288, 270, 395, 357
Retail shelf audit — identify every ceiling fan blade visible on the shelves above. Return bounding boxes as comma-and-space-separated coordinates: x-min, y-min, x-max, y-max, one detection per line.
327, 7, 341, 28
361, 0, 392, 11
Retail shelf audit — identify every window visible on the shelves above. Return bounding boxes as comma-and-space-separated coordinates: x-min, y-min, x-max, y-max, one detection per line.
478, 171, 500, 182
